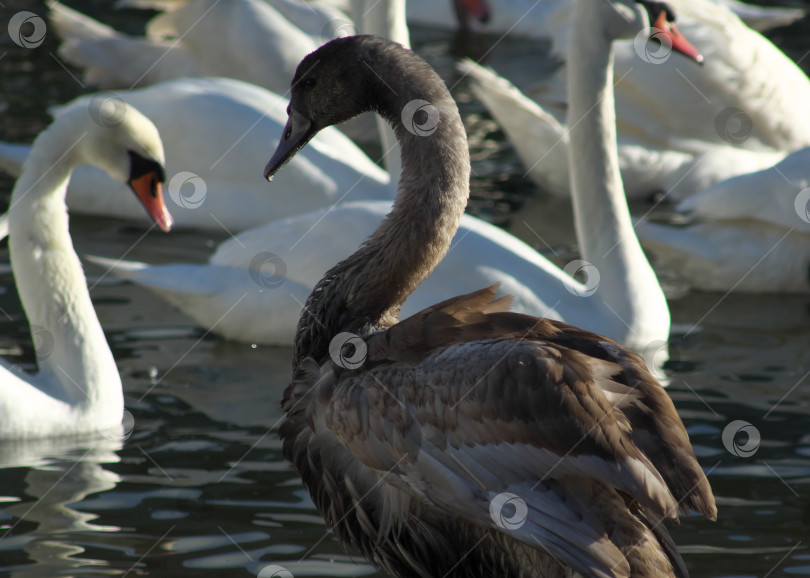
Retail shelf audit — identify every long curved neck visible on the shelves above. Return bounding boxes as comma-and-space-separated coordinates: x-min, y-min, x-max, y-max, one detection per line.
295, 53, 470, 366
567, 2, 665, 334
7, 119, 121, 402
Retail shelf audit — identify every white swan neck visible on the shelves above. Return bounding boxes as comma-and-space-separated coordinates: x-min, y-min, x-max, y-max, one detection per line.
7, 119, 121, 405
566, 1, 666, 339
353, 0, 410, 184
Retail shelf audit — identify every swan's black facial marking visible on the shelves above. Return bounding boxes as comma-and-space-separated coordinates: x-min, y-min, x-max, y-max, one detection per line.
126, 151, 172, 232
128, 150, 165, 195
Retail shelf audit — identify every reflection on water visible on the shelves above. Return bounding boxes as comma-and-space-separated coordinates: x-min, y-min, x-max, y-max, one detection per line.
0, 437, 122, 577
1, 1, 809, 577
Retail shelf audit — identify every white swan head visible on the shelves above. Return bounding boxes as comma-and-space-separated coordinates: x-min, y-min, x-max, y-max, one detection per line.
55, 99, 173, 231
597, 0, 703, 63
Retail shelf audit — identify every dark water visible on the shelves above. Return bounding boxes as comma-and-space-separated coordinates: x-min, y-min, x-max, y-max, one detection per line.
1, 1, 809, 576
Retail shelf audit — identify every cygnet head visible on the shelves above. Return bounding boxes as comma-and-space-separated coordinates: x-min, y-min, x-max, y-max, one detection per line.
264, 35, 425, 180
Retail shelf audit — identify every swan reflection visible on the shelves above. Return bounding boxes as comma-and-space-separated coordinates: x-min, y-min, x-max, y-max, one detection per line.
0, 437, 122, 577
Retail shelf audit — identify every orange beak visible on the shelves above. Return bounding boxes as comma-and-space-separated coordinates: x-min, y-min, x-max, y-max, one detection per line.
129, 171, 173, 232
653, 11, 704, 64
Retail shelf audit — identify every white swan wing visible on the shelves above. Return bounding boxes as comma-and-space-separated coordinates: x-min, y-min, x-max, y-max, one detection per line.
636, 219, 810, 293
86, 256, 310, 346
460, 59, 572, 197
538, 0, 810, 155
715, 0, 806, 30
678, 146, 810, 233
48, 0, 199, 89
612, 0, 810, 154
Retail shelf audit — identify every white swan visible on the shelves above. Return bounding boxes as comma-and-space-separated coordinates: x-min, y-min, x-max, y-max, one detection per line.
47, 0, 350, 95
265, 33, 715, 577
0, 100, 171, 440
406, 0, 806, 34
462, 0, 810, 201
635, 145, 810, 293
91, 1, 702, 352
47, 0, 389, 144
0, 77, 391, 232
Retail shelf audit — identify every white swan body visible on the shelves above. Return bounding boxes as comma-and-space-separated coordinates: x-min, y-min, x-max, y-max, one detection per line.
48, 0, 349, 95
635, 146, 810, 293
0, 101, 171, 440
91, 198, 668, 350
463, 0, 810, 201
0, 77, 391, 232
461, 60, 789, 200
406, 0, 806, 34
